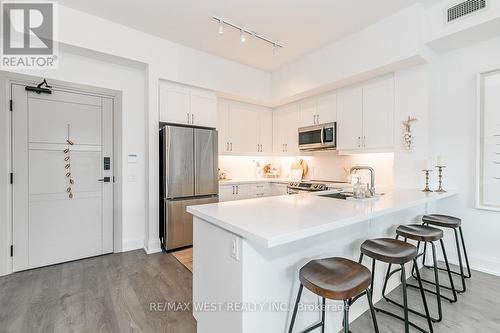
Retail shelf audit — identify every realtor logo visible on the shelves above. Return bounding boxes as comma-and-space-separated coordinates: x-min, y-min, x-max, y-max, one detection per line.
1, 1, 58, 68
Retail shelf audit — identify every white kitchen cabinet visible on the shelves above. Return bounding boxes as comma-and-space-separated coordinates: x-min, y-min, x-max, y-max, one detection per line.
190, 89, 217, 128
248, 183, 271, 198
159, 81, 216, 128
299, 93, 337, 127
316, 93, 337, 125
337, 87, 363, 151
220, 182, 279, 202
259, 110, 273, 154
218, 99, 273, 154
217, 99, 230, 153
273, 104, 300, 154
337, 76, 394, 153
270, 183, 288, 196
299, 98, 317, 127
219, 184, 235, 202
219, 184, 248, 201
362, 78, 394, 150
159, 83, 190, 125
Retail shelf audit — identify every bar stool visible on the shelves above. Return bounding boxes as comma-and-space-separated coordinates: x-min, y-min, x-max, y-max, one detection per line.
421, 214, 471, 293
288, 257, 379, 333
383, 224, 457, 324
360, 238, 433, 333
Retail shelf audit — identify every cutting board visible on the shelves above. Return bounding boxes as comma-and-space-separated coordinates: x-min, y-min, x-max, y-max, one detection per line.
290, 159, 308, 180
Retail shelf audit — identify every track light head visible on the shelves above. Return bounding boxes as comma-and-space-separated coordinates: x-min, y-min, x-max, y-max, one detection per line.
218, 20, 224, 34
240, 30, 246, 43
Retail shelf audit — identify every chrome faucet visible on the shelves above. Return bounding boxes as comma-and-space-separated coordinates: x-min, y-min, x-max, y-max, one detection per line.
350, 166, 376, 197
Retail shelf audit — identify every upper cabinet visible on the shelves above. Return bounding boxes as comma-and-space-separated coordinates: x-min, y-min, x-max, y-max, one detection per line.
361, 78, 394, 150
337, 87, 363, 151
215, 75, 394, 156
337, 76, 394, 153
273, 104, 300, 154
218, 99, 273, 154
299, 93, 337, 127
159, 81, 217, 128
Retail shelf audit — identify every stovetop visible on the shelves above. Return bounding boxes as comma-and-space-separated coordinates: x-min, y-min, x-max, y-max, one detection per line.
287, 180, 350, 192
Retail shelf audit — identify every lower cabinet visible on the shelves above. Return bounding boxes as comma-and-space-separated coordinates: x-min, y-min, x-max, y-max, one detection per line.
270, 183, 288, 196
219, 182, 286, 202
219, 184, 247, 202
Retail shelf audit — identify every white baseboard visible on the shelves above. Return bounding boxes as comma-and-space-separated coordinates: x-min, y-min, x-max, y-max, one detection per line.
144, 238, 162, 254
122, 238, 145, 252
439, 250, 500, 277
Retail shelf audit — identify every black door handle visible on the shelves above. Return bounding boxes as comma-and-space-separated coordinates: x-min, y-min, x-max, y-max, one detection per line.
98, 177, 111, 183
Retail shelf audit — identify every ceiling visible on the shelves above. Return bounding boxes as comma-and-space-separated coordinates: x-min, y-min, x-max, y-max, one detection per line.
57, 0, 433, 71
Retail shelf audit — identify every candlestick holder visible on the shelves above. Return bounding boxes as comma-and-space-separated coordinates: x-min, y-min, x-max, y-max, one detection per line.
435, 165, 447, 193
422, 170, 433, 192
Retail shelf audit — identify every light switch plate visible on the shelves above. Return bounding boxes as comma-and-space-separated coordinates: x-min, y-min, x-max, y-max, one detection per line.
127, 154, 138, 163
230, 238, 239, 261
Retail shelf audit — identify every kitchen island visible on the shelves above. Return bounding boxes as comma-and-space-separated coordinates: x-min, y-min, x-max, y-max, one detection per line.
187, 188, 458, 333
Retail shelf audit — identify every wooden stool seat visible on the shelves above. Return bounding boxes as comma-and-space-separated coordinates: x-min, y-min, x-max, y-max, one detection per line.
299, 257, 371, 300
361, 238, 417, 265
396, 224, 443, 242
422, 214, 461, 228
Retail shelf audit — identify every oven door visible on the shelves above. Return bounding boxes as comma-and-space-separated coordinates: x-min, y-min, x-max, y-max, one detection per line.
298, 123, 336, 151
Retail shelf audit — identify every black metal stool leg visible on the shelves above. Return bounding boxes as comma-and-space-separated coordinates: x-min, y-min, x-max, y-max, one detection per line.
413, 259, 434, 333
289, 284, 303, 333
454, 228, 467, 293
410, 239, 458, 304
401, 264, 410, 333
366, 288, 380, 333
440, 239, 458, 302
381, 262, 392, 299
430, 242, 442, 322
321, 298, 326, 333
411, 241, 421, 278
459, 227, 472, 278
422, 241, 428, 267
421, 222, 469, 293
343, 300, 349, 333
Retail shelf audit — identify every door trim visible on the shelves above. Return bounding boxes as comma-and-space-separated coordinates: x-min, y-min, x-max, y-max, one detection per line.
0, 71, 123, 276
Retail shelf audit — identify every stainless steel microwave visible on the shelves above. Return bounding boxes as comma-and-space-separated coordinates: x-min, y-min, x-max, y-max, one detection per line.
298, 122, 337, 151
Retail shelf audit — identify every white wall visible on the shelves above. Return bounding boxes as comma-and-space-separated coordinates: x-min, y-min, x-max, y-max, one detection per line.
429, 36, 500, 275
0, 48, 147, 252
271, 4, 428, 103
393, 64, 432, 189
0, 3, 273, 261
425, 0, 500, 52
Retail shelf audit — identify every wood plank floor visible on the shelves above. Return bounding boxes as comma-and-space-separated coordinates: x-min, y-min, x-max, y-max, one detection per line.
0, 250, 196, 333
171, 248, 193, 272
1, 251, 499, 333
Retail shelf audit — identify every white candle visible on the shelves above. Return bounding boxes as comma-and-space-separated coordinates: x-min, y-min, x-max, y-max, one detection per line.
423, 159, 430, 170
437, 155, 444, 166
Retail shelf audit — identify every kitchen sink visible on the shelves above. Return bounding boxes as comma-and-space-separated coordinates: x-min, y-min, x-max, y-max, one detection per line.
320, 192, 354, 200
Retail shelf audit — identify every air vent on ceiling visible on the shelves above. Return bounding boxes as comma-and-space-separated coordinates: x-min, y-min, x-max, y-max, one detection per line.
447, 0, 487, 22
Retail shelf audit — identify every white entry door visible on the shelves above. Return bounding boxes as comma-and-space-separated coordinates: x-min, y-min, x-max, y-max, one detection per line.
11, 83, 114, 271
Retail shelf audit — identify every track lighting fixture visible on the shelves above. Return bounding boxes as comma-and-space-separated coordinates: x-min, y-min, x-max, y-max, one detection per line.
218, 20, 224, 34
212, 15, 283, 51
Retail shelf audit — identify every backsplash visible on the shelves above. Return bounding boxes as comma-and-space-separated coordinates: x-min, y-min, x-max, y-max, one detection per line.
219, 152, 394, 186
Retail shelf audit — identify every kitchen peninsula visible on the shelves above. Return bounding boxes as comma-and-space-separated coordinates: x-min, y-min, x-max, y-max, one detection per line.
187, 188, 458, 333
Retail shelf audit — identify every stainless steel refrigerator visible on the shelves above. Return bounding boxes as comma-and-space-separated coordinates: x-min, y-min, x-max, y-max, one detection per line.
159, 125, 218, 251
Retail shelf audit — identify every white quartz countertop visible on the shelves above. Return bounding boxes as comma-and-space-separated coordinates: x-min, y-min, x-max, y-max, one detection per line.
187, 188, 458, 248
218, 178, 290, 185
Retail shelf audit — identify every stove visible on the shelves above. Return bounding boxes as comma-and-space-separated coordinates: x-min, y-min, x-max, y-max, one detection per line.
286, 180, 348, 194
